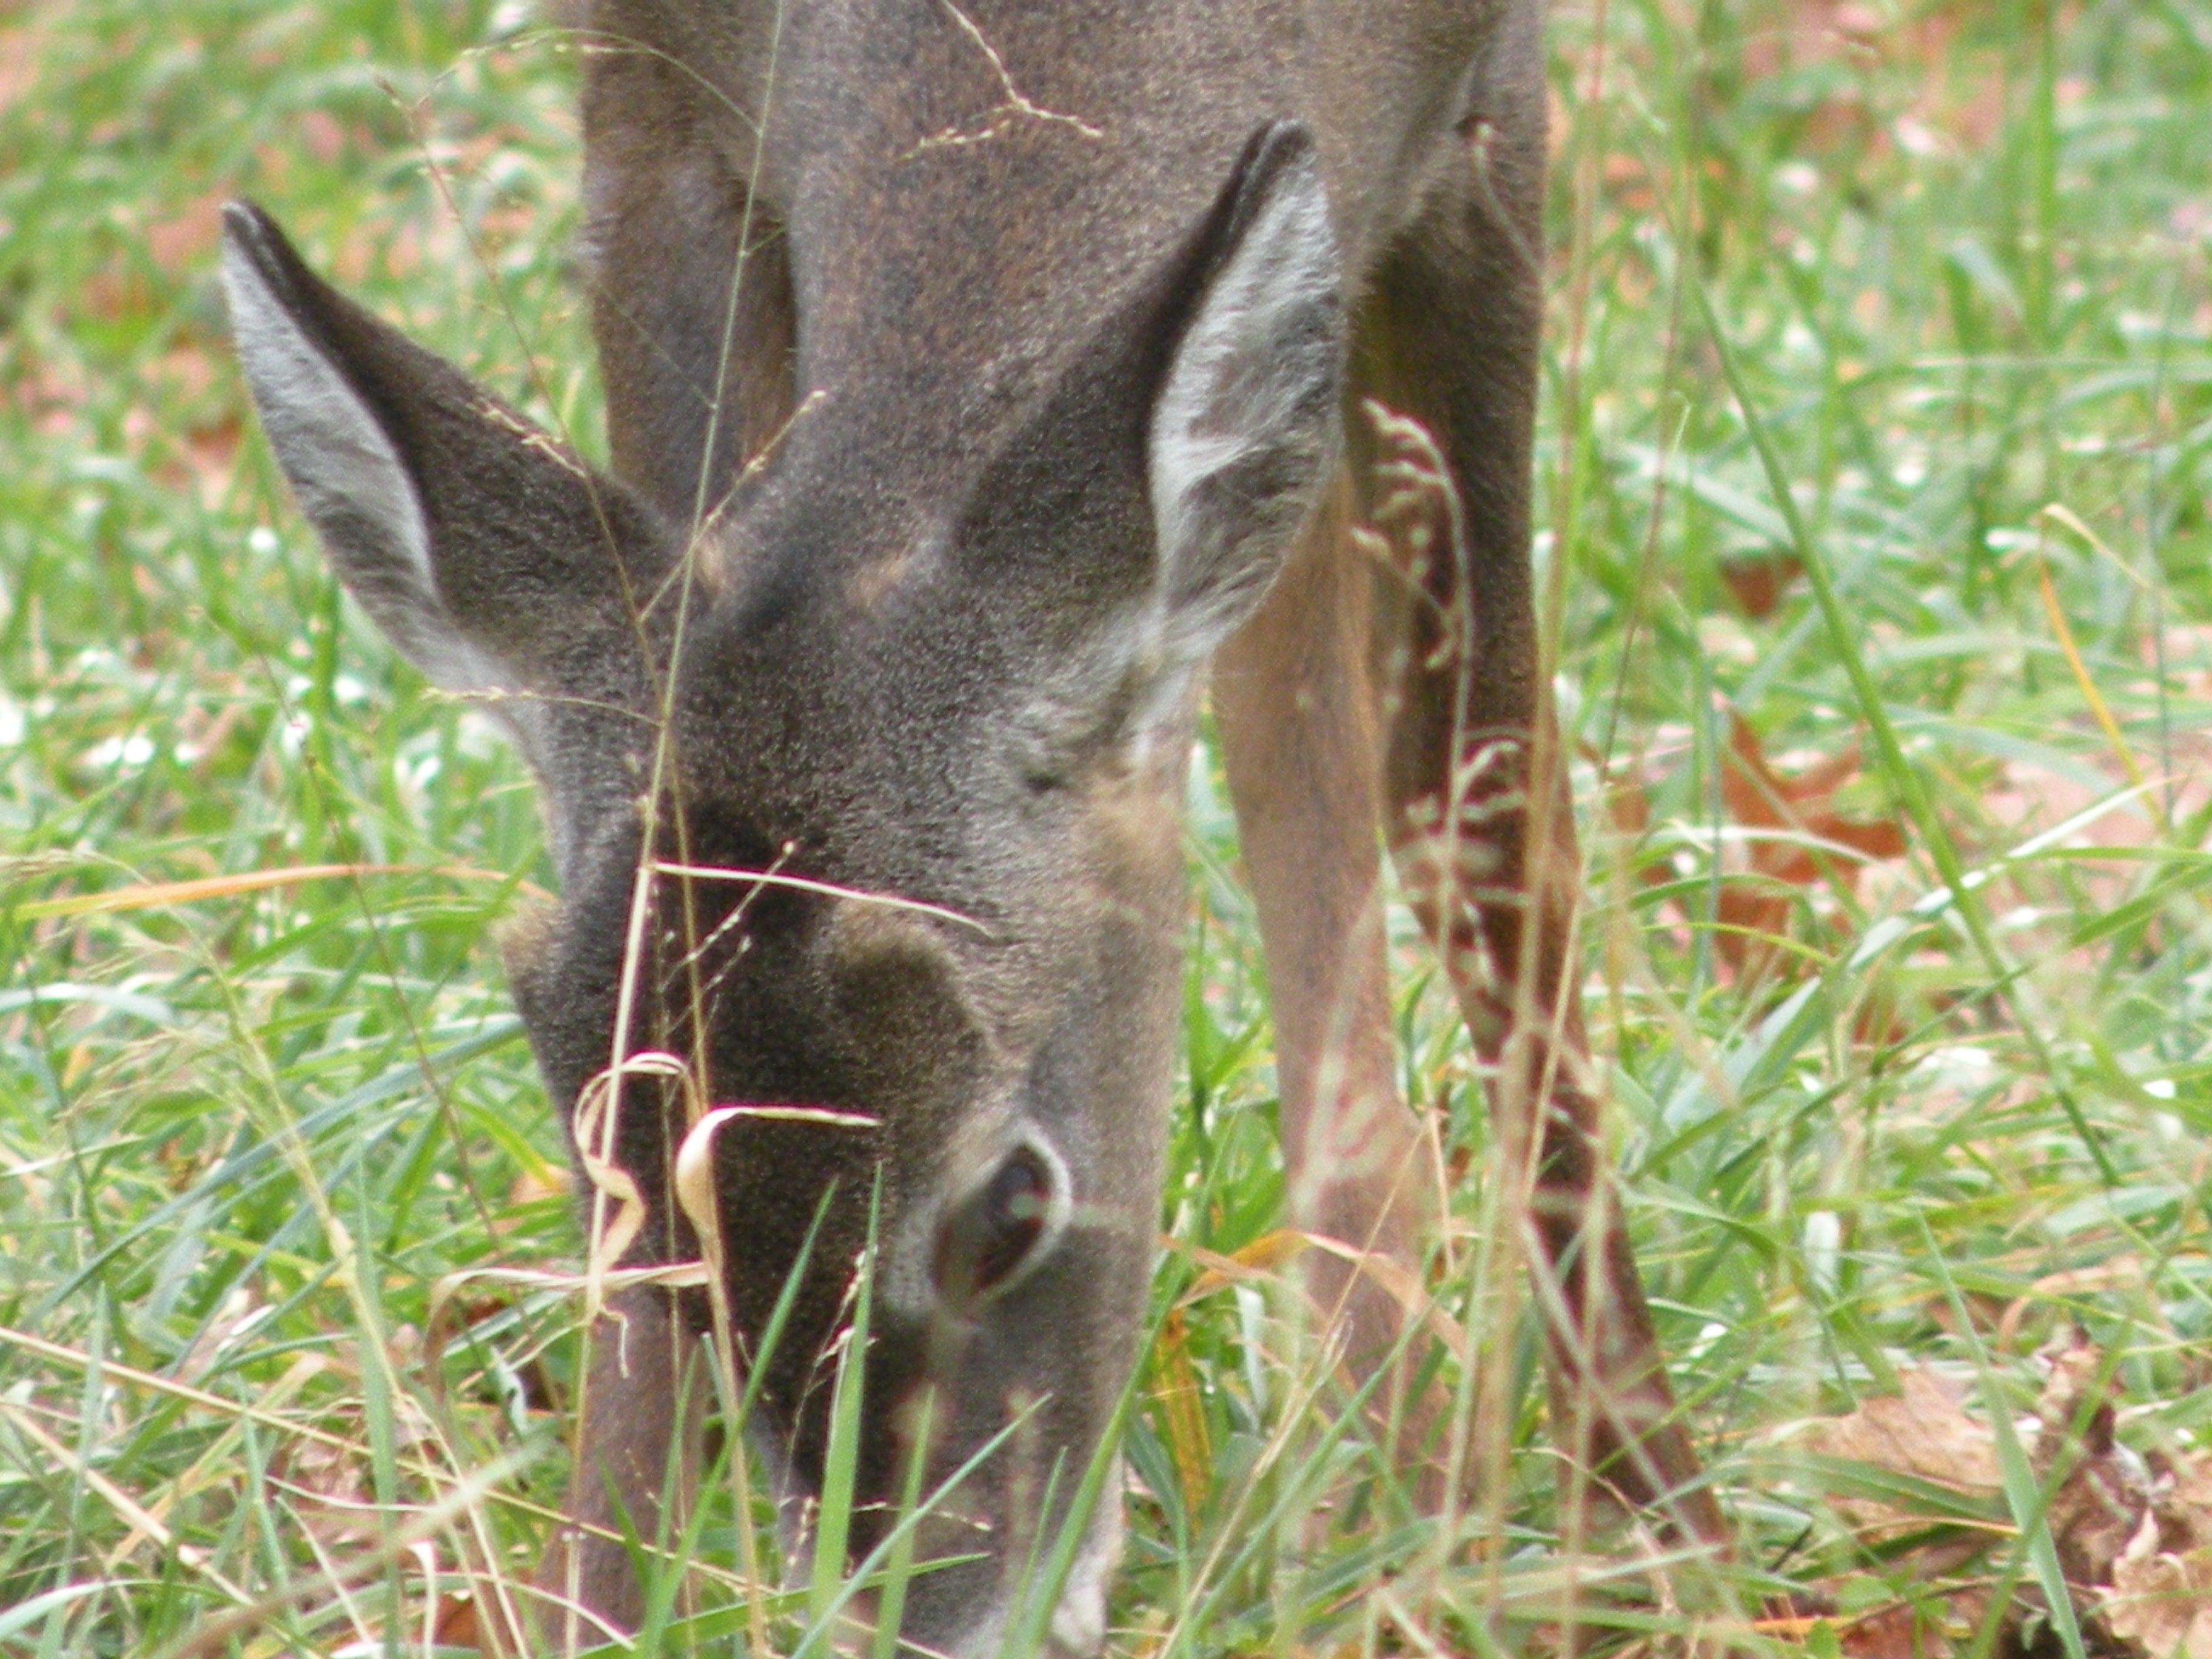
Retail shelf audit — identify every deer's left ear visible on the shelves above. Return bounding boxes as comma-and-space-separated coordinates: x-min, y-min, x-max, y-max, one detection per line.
223, 201, 682, 878
222, 201, 675, 722
1144, 121, 1346, 664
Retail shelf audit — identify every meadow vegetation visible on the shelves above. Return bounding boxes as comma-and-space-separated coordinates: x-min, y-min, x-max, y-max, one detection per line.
1, 1, 2208, 1654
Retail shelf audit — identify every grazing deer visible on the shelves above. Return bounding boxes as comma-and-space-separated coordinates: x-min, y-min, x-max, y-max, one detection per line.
222, 0, 1724, 1649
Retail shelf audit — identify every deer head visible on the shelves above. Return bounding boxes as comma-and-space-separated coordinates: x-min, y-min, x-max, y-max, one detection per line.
224, 120, 1342, 1654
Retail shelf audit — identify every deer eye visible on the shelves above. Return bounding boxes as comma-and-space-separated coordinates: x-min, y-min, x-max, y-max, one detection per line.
934, 1144, 1057, 1308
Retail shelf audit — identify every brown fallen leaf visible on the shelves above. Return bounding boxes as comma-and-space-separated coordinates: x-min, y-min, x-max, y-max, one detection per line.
1724, 714, 1911, 877
432, 1590, 481, 1652
1804, 1365, 2002, 1540
1800, 1348, 2162, 1657
1838, 1598, 1934, 1659
1720, 554, 1803, 620
1717, 711, 1908, 979
2037, 1338, 2152, 1597
1751, 1587, 1952, 1659
2100, 1453, 2212, 1659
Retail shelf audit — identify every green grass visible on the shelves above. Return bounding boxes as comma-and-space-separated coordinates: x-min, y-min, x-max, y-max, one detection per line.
4, 0, 2210, 1654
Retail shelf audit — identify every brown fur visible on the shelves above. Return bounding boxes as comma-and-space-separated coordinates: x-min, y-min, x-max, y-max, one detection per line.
222, 3, 1724, 1652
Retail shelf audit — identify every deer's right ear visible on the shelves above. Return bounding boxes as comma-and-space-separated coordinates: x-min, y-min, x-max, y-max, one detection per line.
222, 202, 672, 734
1143, 122, 1344, 668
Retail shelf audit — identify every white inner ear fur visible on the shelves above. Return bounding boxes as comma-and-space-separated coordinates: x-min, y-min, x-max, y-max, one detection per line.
1144, 149, 1341, 668
223, 238, 501, 695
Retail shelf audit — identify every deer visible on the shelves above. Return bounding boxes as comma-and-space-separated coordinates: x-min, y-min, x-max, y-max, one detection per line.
220, 0, 1726, 1651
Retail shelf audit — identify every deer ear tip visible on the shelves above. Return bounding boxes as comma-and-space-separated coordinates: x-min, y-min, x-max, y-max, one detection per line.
219, 204, 276, 302
218, 201, 313, 310
1238, 121, 1321, 213
218, 199, 275, 263
1252, 117, 1316, 167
